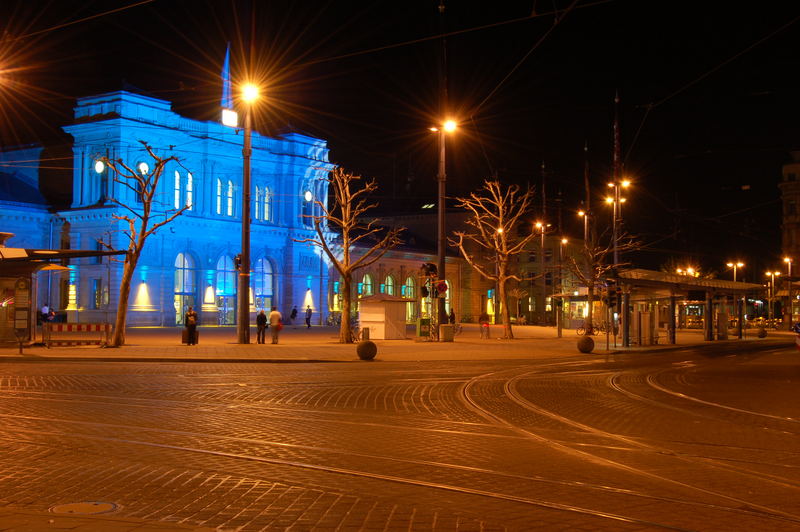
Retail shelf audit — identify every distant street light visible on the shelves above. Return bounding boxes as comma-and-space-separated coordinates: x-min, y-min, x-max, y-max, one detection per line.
726, 261, 744, 283
765, 270, 781, 321
577, 210, 589, 243
785, 257, 794, 328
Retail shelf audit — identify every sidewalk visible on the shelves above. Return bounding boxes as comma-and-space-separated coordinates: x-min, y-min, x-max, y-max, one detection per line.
1, 324, 793, 363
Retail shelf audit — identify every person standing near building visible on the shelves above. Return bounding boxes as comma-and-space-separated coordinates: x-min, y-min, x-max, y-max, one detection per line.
449, 308, 456, 324
305, 305, 313, 328
256, 309, 267, 344
41, 303, 49, 323
184, 306, 198, 345
289, 306, 298, 326
269, 306, 282, 344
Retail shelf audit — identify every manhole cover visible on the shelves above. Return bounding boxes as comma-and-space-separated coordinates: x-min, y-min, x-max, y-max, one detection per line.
49, 501, 119, 515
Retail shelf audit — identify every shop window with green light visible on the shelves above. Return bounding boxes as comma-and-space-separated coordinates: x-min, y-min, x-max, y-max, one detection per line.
384, 275, 395, 295
403, 276, 416, 320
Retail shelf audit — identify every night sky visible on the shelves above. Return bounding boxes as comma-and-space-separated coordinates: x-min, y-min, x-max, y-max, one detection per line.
1, 0, 798, 278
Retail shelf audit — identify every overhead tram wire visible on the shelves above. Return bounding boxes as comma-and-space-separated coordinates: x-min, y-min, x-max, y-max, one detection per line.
624, 12, 800, 164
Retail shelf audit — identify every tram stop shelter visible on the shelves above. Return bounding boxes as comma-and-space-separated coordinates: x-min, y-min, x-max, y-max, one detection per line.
0, 232, 124, 344
613, 268, 766, 347
358, 294, 414, 340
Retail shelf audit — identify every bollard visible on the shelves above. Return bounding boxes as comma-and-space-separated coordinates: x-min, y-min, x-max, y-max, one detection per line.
577, 336, 594, 353
356, 340, 377, 360
757, 327, 767, 338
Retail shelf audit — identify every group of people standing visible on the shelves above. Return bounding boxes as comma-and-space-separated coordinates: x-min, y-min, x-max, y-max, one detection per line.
183, 305, 314, 345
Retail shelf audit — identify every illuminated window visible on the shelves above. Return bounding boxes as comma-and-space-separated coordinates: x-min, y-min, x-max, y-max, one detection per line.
263, 186, 271, 221
174, 170, 181, 209
216, 255, 236, 295
362, 274, 374, 296
254, 257, 274, 310
186, 173, 193, 210
403, 276, 416, 320
384, 275, 395, 296
226, 180, 234, 216
254, 186, 262, 221
174, 252, 196, 325
216, 178, 222, 215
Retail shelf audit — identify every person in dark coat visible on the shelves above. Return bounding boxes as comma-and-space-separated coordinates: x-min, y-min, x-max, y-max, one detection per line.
184, 306, 198, 345
305, 305, 313, 328
448, 308, 456, 324
256, 309, 268, 344
289, 306, 298, 325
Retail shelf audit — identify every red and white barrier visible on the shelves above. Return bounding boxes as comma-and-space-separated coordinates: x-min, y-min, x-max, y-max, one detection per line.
43, 323, 111, 348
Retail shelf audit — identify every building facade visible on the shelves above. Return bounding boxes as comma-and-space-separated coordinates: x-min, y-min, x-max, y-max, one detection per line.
1, 90, 334, 326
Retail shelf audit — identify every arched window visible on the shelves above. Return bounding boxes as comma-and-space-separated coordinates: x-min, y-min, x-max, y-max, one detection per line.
362, 273, 374, 296
174, 170, 181, 209
215, 255, 236, 325
384, 275, 395, 296
226, 180, 234, 216
216, 178, 223, 215
186, 172, 193, 210
403, 276, 416, 320
174, 253, 196, 325
254, 257, 274, 310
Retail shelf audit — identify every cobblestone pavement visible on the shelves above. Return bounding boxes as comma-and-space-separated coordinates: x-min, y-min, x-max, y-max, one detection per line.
0, 340, 798, 530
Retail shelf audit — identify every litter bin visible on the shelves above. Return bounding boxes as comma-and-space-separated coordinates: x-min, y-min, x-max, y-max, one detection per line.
416, 318, 430, 337
439, 324, 454, 342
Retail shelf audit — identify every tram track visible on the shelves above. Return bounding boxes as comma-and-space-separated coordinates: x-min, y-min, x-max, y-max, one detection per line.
458, 367, 800, 528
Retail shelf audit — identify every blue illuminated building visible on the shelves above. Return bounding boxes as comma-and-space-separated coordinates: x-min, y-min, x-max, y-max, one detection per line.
0, 89, 333, 326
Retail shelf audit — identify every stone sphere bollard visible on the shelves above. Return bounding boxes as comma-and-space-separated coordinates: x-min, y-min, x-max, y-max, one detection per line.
356, 340, 378, 360
577, 336, 594, 353
757, 327, 767, 338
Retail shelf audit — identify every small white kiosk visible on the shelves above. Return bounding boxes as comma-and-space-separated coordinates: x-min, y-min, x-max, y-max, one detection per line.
358, 294, 412, 340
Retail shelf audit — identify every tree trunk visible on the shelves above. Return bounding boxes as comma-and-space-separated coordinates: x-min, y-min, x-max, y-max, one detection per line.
499, 276, 514, 339
586, 285, 595, 331
339, 274, 353, 343
110, 255, 136, 347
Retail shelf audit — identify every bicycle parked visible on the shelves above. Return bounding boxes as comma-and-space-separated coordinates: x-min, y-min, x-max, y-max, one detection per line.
576, 321, 611, 336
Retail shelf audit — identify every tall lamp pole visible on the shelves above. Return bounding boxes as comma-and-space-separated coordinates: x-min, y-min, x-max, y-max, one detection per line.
237, 83, 259, 344
727, 261, 744, 338
785, 257, 793, 328
766, 271, 780, 322
431, 120, 456, 330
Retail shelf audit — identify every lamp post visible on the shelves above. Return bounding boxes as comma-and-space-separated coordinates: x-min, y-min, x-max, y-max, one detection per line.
726, 261, 743, 283
605, 180, 630, 265
237, 83, 259, 344
785, 257, 793, 328
727, 261, 744, 338
535, 221, 546, 324
765, 271, 781, 321
578, 210, 589, 244
431, 120, 456, 332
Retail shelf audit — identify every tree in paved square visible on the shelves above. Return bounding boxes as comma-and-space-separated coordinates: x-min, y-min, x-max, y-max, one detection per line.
450, 180, 538, 339
295, 168, 403, 343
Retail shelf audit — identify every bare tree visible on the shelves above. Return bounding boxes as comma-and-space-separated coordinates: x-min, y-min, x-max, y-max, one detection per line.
565, 226, 638, 334
100, 141, 189, 346
450, 180, 537, 339
294, 168, 403, 343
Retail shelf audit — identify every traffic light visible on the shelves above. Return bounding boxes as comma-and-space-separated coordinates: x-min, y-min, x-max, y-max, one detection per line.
421, 262, 438, 277
234, 254, 242, 271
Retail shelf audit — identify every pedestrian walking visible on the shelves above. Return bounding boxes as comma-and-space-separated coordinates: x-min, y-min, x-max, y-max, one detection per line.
256, 309, 267, 344
305, 305, 313, 328
290, 306, 298, 326
478, 311, 490, 339
269, 306, 283, 344
184, 306, 198, 345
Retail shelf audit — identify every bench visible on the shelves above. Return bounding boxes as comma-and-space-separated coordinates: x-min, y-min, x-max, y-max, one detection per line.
43, 323, 111, 348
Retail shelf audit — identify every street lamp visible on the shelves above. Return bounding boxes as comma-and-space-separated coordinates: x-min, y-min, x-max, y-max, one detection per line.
765, 271, 781, 321
237, 82, 259, 344
785, 257, 793, 327
606, 179, 630, 265
726, 261, 744, 283
430, 119, 457, 330
578, 210, 589, 243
